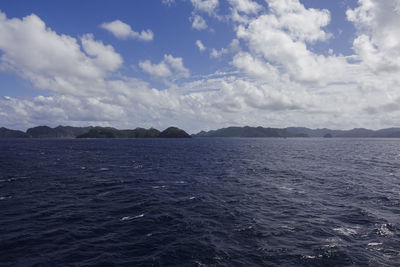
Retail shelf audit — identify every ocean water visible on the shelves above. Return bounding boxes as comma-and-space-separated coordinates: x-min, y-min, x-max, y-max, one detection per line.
1, 138, 400, 266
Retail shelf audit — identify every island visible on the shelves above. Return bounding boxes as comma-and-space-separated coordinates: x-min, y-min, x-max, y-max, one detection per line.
26, 125, 92, 138
0, 127, 29, 138
2, 125, 400, 138
194, 126, 400, 138
76, 127, 161, 138
0, 125, 191, 138
76, 126, 191, 138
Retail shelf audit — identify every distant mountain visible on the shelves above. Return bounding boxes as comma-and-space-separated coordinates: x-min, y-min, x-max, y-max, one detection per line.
0, 127, 29, 138
159, 127, 191, 138
77, 126, 191, 138
194, 126, 400, 138
2, 125, 400, 139
286, 127, 400, 138
26, 125, 92, 138
194, 126, 293, 137
77, 127, 161, 138
374, 128, 400, 138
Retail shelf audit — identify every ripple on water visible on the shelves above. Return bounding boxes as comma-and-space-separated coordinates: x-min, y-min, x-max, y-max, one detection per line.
1, 138, 400, 266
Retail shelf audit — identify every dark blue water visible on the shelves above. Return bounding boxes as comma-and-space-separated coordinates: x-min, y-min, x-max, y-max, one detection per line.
1, 138, 400, 266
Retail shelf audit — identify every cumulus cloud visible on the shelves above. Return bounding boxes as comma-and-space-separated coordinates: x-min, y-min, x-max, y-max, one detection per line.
100, 20, 153, 41
232, 52, 279, 78
139, 60, 172, 78
0, 12, 122, 96
190, 0, 219, 15
227, 0, 400, 127
0, 11, 189, 130
139, 54, 190, 79
347, 0, 400, 73
267, 0, 331, 42
210, 39, 240, 58
196, 40, 206, 51
228, 0, 263, 23
210, 48, 227, 58
2, 1, 400, 133
161, 0, 175, 6
191, 14, 208, 30
234, 0, 349, 84
228, 0, 262, 14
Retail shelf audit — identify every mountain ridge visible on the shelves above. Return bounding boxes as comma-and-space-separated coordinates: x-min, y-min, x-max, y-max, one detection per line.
194, 126, 400, 138
0, 125, 191, 138
2, 125, 400, 138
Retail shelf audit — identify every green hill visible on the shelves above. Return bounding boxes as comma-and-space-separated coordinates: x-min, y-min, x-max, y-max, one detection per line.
0, 127, 29, 138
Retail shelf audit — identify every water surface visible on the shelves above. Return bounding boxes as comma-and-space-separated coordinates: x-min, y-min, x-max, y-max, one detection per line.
1, 138, 400, 266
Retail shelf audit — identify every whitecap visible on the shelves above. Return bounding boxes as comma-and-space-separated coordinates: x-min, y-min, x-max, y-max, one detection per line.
302, 255, 316, 259
279, 186, 293, 191
99, 168, 110, 171
376, 224, 394, 237
152, 185, 167, 189
189, 196, 196, 200
120, 214, 144, 221
368, 242, 382, 246
1, 176, 28, 183
280, 225, 295, 232
333, 226, 359, 236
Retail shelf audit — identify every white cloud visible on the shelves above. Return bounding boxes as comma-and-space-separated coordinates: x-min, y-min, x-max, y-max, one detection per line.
232, 52, 279, 79
228, 0, 262, 15
161, 0, 175, 5
2, 2, 400, 133
191, 14, 208, 30
0, 12, 122, 96
81, 34, 123, 72
210, 39, 240, 58
267, 0, 331, 43
226, 0, 400, 128
190, 0, 219, 15
139, 54, 190, 79
210, 47, 227, 58
164, 55, 190, 77
139, 60, 172, 78
228, 0, 264, 24
196, 40, 206, 51
347, 0, 400, 73
235, 1, 347, 84
100, 20, 153, 41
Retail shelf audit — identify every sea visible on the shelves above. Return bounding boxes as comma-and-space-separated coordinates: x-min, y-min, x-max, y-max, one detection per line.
1, 138, 400, 266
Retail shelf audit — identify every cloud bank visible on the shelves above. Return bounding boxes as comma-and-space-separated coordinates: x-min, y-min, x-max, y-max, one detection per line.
1, 0, 400, 132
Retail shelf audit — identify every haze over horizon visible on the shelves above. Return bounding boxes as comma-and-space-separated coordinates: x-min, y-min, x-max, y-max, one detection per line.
1, 0, 400, 133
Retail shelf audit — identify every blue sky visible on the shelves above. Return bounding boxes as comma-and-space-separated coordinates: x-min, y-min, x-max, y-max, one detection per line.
1, 0, 235, 89
1, 0, 400, 132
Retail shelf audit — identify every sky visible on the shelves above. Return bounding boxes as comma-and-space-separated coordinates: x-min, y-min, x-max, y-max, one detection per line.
1, 0, 400, 133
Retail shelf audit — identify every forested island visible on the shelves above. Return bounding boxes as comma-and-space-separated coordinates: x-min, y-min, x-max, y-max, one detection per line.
194, 126, 400, 138
0, 126, 191, 138
77, 127, 191, 138
2, 125, 400, 138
